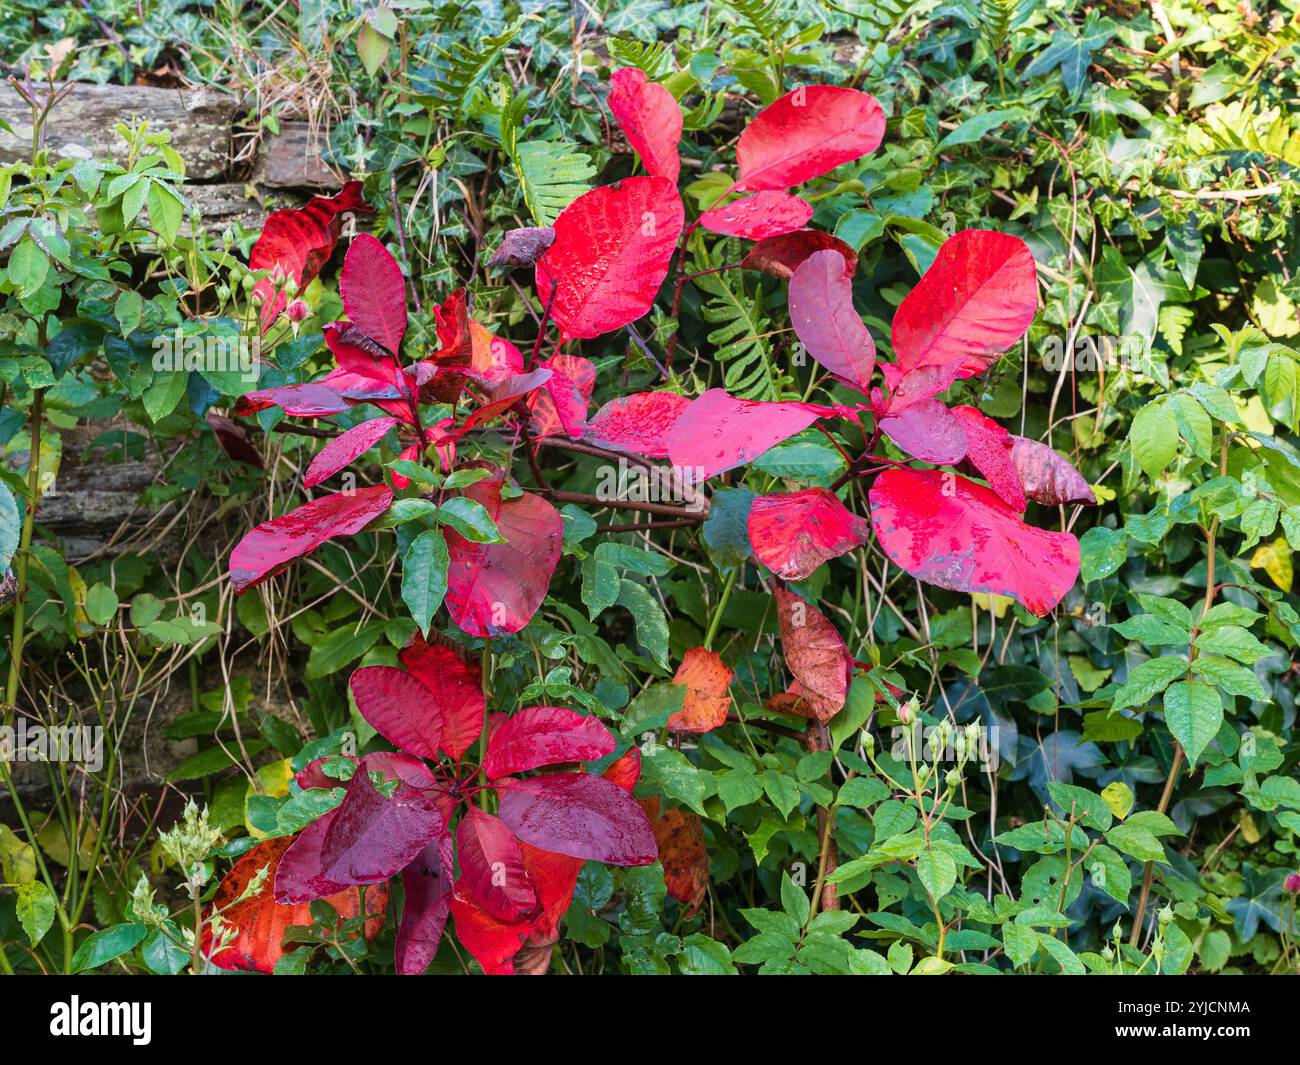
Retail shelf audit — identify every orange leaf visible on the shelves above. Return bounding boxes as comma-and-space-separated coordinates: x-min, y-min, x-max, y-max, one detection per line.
638, 797, 709, 916
766, 588, 851, 724
667, 646, 734, 733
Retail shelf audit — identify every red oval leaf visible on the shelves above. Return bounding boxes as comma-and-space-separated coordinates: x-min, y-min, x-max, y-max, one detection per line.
455, 807, 538, 923
349, 665, 446, 760
318, 766, 447, 886
788, 248, 876, 393
444, 473, 563, 637
395, 832, 453, 976
304, 416, 399, 488
608, 67, 682, 183
229, 483, 393, 593
868, 467, 1080, 616
699, 190, 812, 240
667, 388, 843, 479
527, 353, 596, 440
951, 405, 1026, 511
892, 229, 1038, 380
748, 488, 870, 581
536, 177, 685, 340
497, 773, 657, 865
340, 233, 408, 356
484, 705, 615, 779
736, 85, 884, 191
399, 635, 484, 760
583, 391, 691, 458
879, 397, 968, 465
741, 228, 857, 280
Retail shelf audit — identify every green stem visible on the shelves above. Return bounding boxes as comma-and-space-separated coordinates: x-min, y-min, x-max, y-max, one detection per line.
5, 386, 45, 713
703, 568, 738, 651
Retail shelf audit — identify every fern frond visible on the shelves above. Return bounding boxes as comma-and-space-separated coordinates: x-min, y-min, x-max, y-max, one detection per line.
823, 0, 930, 53
431, 21, 519, 114
694, 265, 783, 400
722, 0, 797, 45
496, 85, 594, 226
1158, 305, 1194, 357
607, 37, 673, 78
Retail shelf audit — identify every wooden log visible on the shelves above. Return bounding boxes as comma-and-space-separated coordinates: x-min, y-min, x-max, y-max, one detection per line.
0, 82, 237, 180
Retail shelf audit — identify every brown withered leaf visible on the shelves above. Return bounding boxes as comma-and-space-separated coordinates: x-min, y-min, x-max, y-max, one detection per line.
667, 646, 733, 733
638, 796, 709, 916
765, 587, 852, 724
489, 226, 556, 270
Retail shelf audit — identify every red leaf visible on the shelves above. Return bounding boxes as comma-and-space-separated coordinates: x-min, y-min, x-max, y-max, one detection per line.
249, 181, 370, 329
1009, 436, 1097, 506
399, 635, 484, 760
441, 368, 553, 442
304, 416, 398, 488
536, 177, 684, 340
229, 483, 393, 593
484, 706, 615, 778
878, 397, 968, 465
235, 381, 351, 418
349, 665, 446, 760
741, 228, 857, 280
699, 191, 812, 240
748, 488, 869, 581
868, 468, 1080, 616
323, 322, 401, 386
667, 388, 843, 479
497, 773, 657, 865
449, 896, 529, 975
788, 248, 876, 393
608, 67, 682, 183
317, 762, 447, 886
766, 588, 852, 724
528, 353, 596, 440
395, 832, 453, 976
206, 411, 263, 468
667, 647, 734, 734
583, 391, 690, 458
295, 753, 356, 791
638, 796, 709, 916
603, 747, 642, 792
455, 807, 538, 922
274, 810, 353, 903
951, 405, 1026, 510
736, 85, 884, 191
892, 229, 1038, 380
206, 836, 385, 974
339, 233, 408, 356
444, 472, 563, 637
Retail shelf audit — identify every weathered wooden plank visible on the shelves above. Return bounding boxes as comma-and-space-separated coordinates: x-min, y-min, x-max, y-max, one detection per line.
0, 82, 238, 180
258, 121, 342, 189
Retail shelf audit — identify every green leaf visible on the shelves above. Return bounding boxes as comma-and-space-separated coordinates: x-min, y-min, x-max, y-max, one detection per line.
434, 497, 504, 543
143, 369, 188, 423
401, 528, 449, 635
678, 933, 737, 975
71, 922, 148, 972
0, 479, 20, 572
780, 872, 811, 926
616, 579, 669, 667
84, 582, 119, 626
8, 238, 49, 297
16, 881, 56, 946
1128, 399, 1178, 480
146, 181, 184, 245
1111, 656, 1188, 710
916, 847, 957, 899
1002, 923, 1039, 967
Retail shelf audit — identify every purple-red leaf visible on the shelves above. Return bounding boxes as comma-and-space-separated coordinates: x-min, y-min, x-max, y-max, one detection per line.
892, 230, 1038, 380
667, 388, 843, 479
455, 807, 537, 923
1009, 436, 1096, 506
748, 488, 869, 580
951, 406, 1026, 510
484, 706, 615, 779
536, 177, 684, 341
607, 67, 682, 183
736, 85, 884, 191
395, 831, 453, 976
741, 229, 857, 280
788, 248, 876, 393
236, 381, 351, 418
699, 191, 812, 240
496, 773, 657, 866
444, 473, 563, 637
318, 764, 447, 886
583, 391, 691, 459
868, 468, 1080, 616
879, 397, 968, 465
229, 483, 393, 593
339, 233, 408, 356
349, 665, 446, 760
304, 417, 399, 488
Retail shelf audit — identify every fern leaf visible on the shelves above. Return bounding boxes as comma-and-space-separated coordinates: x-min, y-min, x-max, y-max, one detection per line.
431, 21, 519, 113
